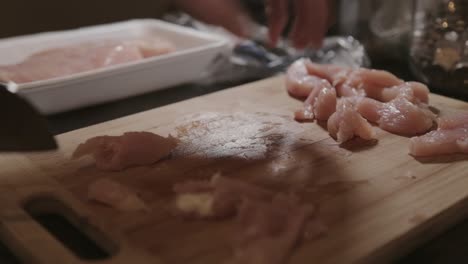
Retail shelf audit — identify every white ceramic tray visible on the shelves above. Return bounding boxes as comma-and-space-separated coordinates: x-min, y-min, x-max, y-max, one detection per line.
0, 19, 231, 114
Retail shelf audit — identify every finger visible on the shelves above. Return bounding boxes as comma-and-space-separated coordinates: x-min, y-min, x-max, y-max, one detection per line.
175, 0, 252, 37
265, 0, 288, 46
289, 0, 328, 49
326, 0, 337, 28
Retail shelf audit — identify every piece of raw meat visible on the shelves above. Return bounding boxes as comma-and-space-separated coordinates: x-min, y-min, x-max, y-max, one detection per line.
327, 97, 376, 143
409, 111, 468, 156
173, 174, 273, 219
227, 194, 313, 264
304, 61, 432, 104
437, 110, 468, 130
87, 178, 148, 212
294, 79, 337, 122
305, 61, 404, 99
409, 129, 468, 156
380, 82, 430, 103
357, 85, 436, 136
0, 37, 175, 83
72, 131, 178, 171
285, 59, 334, 99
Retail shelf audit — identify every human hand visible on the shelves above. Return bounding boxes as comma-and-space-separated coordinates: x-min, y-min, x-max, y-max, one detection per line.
174, 0, 252, 37
266, 0, 334, 49
174, 0, 334, 49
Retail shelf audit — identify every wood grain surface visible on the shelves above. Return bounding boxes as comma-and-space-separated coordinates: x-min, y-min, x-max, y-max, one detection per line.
0, 75, 467, 264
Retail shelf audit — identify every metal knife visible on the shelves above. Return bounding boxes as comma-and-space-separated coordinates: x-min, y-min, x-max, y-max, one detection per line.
0, 83, 57, 151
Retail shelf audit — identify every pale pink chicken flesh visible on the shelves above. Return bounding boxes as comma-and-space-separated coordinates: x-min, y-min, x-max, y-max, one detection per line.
380, 82, 430, 103
174, 174, 313, 264
305, 61, 404, 98
72, 131, 178, 171
409, 111, 468, 156
285, 59, 333, 99
437, 110, 468, 130
303, 61, 430, 103
227, 194, 313, 264
327, 97, 376, 143
87, 178, 148, 212
294, 79, 337, 122
173, 174, 273, 219
0, 37, 175, 83
357, 85, 435, 136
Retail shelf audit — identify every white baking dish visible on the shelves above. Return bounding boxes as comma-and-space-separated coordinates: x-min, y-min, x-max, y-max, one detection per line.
0, 19, 231, 114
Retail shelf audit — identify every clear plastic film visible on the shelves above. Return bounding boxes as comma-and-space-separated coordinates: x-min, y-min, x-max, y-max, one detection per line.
163, 12, 370, 86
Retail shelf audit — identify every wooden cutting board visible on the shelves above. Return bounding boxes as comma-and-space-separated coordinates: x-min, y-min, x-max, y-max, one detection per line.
0, 75, 467, 264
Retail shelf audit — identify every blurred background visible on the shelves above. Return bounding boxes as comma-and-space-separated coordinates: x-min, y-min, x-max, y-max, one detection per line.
2, 0, 467, 100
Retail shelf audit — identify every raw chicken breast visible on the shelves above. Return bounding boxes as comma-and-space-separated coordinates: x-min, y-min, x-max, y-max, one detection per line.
409, 111, 468, 156
73, 131, 178, 171
173, 174, 273, 219
304, 61, 431, 103
380, 82, 430, 103
294, 79, 337, 122
437, 110, 468, 130
227, 194, 313, 264
409, 129, 468, 156
0, 37, 175, 83
87, 178, 148, 212
305, 61, 404, 99
357, 86, 435, 136
327, 97, 376, 143
285, 59, 333, 99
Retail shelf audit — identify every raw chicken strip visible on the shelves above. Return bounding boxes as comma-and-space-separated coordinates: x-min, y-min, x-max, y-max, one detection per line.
87, 178, 148, 212
437, 110, 468, 130
305, 61, 404, 99
409, 111, 468, 156
285, 59, 333, 99
357, 85, 435, 136
304, 61, 431, 103
380, 82, 430, 103
294, 79, 337, 122
173, 174, 273, 219
73, 131, 178, 171
227, 194, 313, 264
327, 97, 376, 143
0, 37, 175, 83
409, 129, 468, 156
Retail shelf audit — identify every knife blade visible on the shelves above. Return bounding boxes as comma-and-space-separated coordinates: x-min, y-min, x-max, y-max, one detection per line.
0, 83, 57, 151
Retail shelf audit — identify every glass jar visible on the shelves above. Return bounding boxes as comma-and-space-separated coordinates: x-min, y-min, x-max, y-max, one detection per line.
409, 0, 468, 99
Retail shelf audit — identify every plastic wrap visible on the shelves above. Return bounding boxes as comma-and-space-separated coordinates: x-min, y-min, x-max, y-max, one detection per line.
164, 12, 371, 85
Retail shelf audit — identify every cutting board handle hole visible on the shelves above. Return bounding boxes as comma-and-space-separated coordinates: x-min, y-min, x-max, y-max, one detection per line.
23, 195, 117, 261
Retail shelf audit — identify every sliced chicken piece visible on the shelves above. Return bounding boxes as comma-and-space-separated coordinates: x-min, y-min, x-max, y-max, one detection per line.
357, 86, 436, 136
437, 110, 468, 129
294, 79, 337, 122
409, 111, 468, 156
305, 61, 403, 97
327, 97, 376, 143
380, 82, 430, 103
304, 61, 431, 103
73, 131, 178, 171
285, 59, 332, 99
228, 194, 313, 264
409, 129, 468, 156
173, 174, 273, 219
87, 178, 148, 212
303, 59, 344, 81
